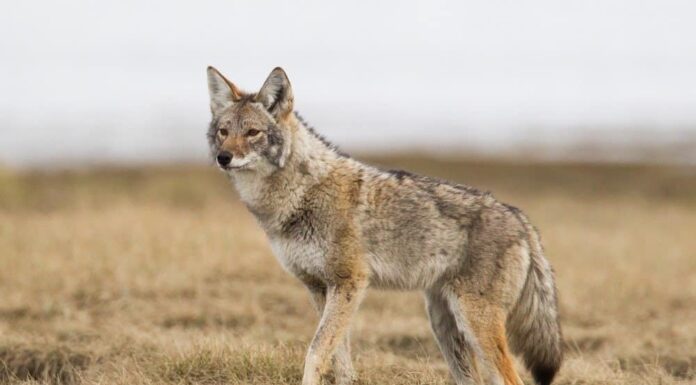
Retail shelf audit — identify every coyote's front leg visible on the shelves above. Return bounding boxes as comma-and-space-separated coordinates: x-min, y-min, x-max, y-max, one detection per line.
302, 279, 367, 385
304, 282, 357, 385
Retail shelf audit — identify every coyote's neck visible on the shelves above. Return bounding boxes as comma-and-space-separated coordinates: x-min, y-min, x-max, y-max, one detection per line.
230, 115, 342, 227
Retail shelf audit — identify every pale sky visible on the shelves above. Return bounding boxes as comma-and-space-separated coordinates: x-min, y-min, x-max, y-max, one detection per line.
2, 1, 695, 165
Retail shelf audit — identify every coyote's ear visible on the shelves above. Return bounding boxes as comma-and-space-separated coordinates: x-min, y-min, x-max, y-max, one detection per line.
256, 67, 294, 119
207, 66, 242, 115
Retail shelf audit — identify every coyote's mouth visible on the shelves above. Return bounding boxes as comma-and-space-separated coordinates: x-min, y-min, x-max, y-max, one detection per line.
220, 164, 250, 171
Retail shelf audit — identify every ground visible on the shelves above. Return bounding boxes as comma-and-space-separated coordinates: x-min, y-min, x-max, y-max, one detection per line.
0, 156, 694, 385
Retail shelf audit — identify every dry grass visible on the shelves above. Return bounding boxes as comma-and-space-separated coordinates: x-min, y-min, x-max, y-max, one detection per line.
0, 157, 694, 384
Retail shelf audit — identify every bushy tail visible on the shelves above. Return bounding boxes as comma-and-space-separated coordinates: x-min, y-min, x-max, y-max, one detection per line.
507, 228, 563, 385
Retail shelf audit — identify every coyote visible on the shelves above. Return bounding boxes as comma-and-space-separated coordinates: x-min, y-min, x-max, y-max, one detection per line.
205, 66, 563, 385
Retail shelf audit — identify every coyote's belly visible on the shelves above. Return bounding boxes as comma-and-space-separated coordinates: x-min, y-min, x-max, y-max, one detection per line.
269, 230, 463, 291
366, 247, 459, 290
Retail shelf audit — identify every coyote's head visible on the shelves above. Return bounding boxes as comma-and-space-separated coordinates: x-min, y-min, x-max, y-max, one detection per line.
206, 67, 294, 175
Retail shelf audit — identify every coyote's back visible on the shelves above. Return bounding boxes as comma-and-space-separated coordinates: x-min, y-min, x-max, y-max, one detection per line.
205, 66, 562, 385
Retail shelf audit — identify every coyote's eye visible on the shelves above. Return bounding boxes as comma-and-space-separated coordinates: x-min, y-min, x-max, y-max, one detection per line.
218, 128, 228, 137
245, 129, 260, 137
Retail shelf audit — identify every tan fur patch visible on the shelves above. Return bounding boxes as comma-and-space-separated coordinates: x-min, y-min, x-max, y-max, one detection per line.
493, 319, 524, 385
458, 295, 523, 385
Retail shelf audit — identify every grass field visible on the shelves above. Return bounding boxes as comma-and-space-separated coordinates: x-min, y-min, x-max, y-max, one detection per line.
1, 156, 694, 384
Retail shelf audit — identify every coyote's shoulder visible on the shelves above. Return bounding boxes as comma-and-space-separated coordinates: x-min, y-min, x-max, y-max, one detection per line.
206, 66, 562, 385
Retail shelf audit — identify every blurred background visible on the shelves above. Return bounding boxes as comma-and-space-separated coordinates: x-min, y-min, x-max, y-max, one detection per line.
2, 0, 696, 167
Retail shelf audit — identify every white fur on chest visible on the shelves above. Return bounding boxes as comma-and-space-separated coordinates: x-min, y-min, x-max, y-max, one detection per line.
230, 173, 266, 206
269, 236, 326, 279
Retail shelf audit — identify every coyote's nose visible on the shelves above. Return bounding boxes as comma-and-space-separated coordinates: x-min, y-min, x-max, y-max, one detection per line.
216, 151, 232, 167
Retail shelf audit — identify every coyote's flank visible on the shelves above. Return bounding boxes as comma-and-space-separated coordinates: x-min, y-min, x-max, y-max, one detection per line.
205, 66, 563, 385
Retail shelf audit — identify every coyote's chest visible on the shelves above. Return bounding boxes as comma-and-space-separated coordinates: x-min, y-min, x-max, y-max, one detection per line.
269, 236, 326, 280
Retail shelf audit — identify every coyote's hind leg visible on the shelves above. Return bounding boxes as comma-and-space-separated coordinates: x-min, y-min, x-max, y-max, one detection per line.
454, 293, 524, 385
425, 288, 485, 385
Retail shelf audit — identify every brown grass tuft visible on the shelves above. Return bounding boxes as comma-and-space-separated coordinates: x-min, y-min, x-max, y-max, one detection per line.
158, 344, 303, 385
0, 344, 90, 385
